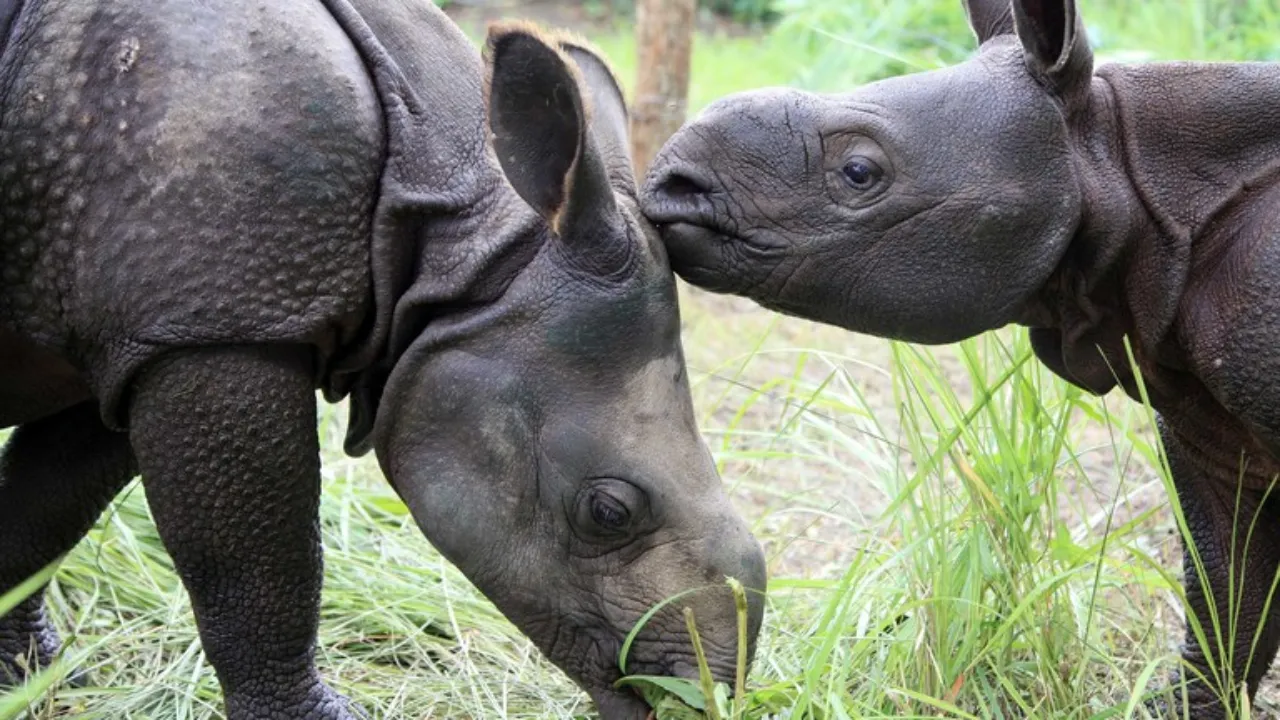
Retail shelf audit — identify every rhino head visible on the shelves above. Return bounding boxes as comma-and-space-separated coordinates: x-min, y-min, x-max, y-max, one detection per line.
642, 0, 1092, 345
367, 27, 766, 718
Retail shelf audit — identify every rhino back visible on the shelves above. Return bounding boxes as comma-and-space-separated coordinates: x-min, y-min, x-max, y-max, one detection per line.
0, 0, 384, 425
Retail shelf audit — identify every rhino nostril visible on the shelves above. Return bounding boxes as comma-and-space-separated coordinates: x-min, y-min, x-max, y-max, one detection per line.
643, 167, 719, 227
655, 169, 712, 199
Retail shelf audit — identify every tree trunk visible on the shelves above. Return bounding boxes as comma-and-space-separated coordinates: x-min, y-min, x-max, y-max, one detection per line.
631, 0, 696, 179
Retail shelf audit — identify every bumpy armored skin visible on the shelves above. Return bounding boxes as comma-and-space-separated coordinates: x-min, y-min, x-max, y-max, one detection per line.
0, 402, 135, 685
129, 345, 352, 718
0, 0, 766, 717
642, 0, 1280, 714
1160, 424, 1280, 716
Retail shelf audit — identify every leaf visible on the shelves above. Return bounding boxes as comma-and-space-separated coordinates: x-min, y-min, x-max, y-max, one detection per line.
653, 693, 709, 720
616, 675, 708, 711
711, 681, 731, 717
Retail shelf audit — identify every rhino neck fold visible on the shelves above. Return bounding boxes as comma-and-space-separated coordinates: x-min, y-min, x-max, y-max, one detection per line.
339, 185, 544, 456
315, 0, 546, 453
1021, 62, 1280, 395
0, 0, 21, 57
1098, 61, 1280, 248
1103, 61, 1280, 343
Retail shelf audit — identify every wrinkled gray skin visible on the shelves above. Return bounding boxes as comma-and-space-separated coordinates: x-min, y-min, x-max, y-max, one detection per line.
0, 1, 767, 718
644, 0, 1280, 715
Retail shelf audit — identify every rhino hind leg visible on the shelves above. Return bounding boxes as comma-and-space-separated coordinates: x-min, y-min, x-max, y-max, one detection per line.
127, 344, 358, 720
1149, 424, 1280, 718
0, 401, 136, 686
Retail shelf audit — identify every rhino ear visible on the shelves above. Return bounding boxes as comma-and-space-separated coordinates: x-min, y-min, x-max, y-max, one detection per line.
961, 0, 1014, 46
1010, 0, 1092, 93
485, 24, 627, 274
558, 38, 636, 190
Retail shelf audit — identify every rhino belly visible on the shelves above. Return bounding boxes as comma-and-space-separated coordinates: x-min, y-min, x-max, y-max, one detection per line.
0, 328, 90, 428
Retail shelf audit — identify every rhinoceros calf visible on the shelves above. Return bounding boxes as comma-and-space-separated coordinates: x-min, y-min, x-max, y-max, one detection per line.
0, 0, 767, 717
643, 0, 1280, 715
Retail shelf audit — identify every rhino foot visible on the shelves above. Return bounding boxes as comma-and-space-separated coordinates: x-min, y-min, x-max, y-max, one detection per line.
224, 677, 366, 720
0, 595, 63, 688
1138, 674, 1233, 720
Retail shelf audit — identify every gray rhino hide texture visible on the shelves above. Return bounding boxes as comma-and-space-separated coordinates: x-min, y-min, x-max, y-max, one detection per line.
0, 1, 767, 718
643, 0, 1280, 715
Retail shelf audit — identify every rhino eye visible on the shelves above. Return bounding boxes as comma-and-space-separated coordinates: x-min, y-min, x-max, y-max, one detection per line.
573, 479, 645, 541
590, 492, 630, 531
842, 158, 881, 189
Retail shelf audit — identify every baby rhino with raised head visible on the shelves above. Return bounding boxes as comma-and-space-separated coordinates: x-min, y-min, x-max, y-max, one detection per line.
644, 0, 1280, 715
0, 0, 765, 717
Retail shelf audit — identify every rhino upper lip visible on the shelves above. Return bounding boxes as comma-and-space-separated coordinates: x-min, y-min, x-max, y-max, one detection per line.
655, 216, 788, 257
643, 189, 721, 230
643, 163, 722, 224
646, 195, 787, 255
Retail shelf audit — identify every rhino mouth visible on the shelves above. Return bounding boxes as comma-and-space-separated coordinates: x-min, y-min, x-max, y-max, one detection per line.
590, 650, 740, 720
643, 194, 727, 237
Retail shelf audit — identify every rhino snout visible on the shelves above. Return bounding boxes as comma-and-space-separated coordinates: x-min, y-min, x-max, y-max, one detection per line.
716, 521, 768, 661
646, 163, 715, 204
642, 152, 720, 225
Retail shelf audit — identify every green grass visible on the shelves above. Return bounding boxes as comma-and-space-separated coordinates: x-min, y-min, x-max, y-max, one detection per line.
670, 329, 1185, 719
3, 0, 1277, 718
0, 332, 1194, 719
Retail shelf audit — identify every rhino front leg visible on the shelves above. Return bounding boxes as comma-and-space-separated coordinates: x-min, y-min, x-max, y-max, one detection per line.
0, 401, 136, 686
1154, 424, 1280, 718
128, 345, 357, 720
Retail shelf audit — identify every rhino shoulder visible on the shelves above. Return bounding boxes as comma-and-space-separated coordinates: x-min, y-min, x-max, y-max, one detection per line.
1177, 181, 1280, 453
